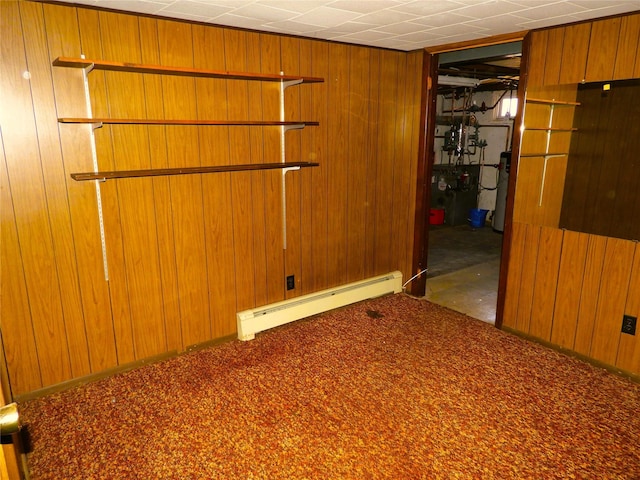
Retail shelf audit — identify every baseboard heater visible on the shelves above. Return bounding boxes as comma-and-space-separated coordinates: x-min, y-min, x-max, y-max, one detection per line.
237, 271, 403, 341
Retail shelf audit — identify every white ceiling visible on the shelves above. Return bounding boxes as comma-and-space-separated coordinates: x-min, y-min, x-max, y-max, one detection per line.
61, 0, 640, 51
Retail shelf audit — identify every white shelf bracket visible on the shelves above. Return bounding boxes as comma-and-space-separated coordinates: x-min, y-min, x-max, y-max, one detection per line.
81, 55, 109, 281
279, 75, 303, 250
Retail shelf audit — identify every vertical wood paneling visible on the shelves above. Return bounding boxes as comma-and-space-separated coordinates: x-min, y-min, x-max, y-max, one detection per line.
543, 28, 564, 86
529, 227, 563, 340
138, 17, 183, 353
573, 235, 607, 356
77, 8, 136, 365
364, 50, 381, 280
192, 25, 236, 339
326, 43, 350, 287
299, 39, 315, 296
585, 18, 621, 82
401, 51, 422, 279
346, 46, 370, 282
158, 20, 211, 348
526, 30, 548, 87
550, 230, 589, 348
391, 54, 413, 280
100, 11, 168, 360
2, 1, 72, 386
502, 222, 526, 329
616, 243, 640, 372
281, 36, 303, 298
0, 132, 42, 395
259, 34, 285, 305
225, 29, 258, 310
19, 1, 91, 378
310, 41, 330, 292
559, 23, 591, 84
589, 238, 635, 365
3, 2, 425, 396
614, 14, 640, 80
515, 224, 541, 333
245, 32, 269, 305
374, 50, 400, 274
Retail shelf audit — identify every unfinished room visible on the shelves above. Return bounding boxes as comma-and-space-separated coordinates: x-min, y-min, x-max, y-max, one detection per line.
1, 1, 639, 478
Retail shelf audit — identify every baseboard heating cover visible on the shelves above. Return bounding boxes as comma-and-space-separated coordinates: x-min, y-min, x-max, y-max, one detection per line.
237, 271, 403, 341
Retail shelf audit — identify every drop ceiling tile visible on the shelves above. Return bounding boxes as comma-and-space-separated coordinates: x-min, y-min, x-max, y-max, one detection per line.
263, 20, 323, 34
161, 1, 232, 18
374, 21, 433, 35
514, 2, 589, 20
292, 6, 362, 27
462, 14, 531, 32
391, 0, 473, 16
351, 9, 420, 25
259, 0, 329, 14
230, 3, 300, 23
208, 13, 268, 30
410, 12, 478, 28
328, 0, 404, 14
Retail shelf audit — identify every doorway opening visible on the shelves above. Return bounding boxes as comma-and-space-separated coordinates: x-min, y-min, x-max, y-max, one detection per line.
425, 42, 522, 324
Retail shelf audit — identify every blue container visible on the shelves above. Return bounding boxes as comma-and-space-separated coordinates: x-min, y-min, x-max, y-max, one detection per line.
469, 208, 489, 228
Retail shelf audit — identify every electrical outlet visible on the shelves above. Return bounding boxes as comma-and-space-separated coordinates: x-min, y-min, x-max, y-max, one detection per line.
621, 315, 637, 335
286, 275, 295, 291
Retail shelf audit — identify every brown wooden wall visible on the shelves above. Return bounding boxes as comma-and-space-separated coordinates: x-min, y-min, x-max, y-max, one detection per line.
504, 12, 640, 376
0, 1, 424, 397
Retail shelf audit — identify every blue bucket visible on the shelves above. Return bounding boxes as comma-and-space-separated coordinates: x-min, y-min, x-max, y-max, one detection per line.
469, 208, 489, 228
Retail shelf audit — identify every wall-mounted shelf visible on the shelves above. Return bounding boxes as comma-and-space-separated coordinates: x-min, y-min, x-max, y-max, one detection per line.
524, 127, 577, 132
53, 56, 324, 84
523, 98, 580, 206
58, 118, 319, 127
526, 98, 581, 106
54, 55, 324, 257
520, 153, 568, 157
71, 161, 319, 182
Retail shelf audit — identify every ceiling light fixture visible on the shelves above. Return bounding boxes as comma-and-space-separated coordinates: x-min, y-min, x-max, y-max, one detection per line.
437, 75, 480, 87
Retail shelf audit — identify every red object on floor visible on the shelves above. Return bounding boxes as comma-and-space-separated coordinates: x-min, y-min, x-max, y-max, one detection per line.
429, 208, 445, 225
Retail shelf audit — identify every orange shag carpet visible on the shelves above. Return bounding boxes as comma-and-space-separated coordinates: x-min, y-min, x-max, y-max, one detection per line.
20, 294, 640, 479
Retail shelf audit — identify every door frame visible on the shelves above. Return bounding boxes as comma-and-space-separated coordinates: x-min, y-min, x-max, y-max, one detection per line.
410, 32, 529, 331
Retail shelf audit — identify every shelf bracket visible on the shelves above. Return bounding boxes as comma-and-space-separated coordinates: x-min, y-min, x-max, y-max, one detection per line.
81, 54, 109, 281
281, 166, 301, 250
279, 75, 304, 250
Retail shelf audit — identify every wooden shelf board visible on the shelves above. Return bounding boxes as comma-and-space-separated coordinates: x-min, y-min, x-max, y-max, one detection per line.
525, 127, 578, 131
526, 97, 581, 106
53, 56, 324, 84
520, 153, 568, 157
58, 118, 319, 126
71, 161, 319, 181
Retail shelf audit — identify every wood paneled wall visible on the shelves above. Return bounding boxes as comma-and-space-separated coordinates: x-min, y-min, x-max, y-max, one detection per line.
0, 1, 423, 397
504, 12, 640, 376
503, 222, 640, 374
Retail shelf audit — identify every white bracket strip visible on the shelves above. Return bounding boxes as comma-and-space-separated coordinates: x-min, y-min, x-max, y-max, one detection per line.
81, 56, 109, 281
281, 166, 300, 250
279, 76, 303, 250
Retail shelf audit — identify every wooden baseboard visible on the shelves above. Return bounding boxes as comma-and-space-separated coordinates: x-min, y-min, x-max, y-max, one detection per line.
14, 334, 236, 403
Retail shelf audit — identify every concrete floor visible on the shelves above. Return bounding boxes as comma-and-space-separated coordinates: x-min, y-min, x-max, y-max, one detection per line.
424, 224, 503, 324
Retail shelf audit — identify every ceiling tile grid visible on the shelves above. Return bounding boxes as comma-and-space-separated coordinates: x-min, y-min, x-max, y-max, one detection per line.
60, 0, 640, 51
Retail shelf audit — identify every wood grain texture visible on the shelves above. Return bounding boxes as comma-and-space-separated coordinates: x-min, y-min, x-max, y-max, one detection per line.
0, 1, 430, 396
585, 17, 621, 82
559, 23, 591, 84
550, 230, 589, 349
515, 224, 541, 333
616, 242, 640, 373
614, 14, 640, 80
501, 221, 526, 329
589, 238, 635, 365
529, 226, 563, 340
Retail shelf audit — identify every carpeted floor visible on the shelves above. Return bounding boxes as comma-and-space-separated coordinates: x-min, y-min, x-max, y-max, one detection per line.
20, 294, 640, 479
